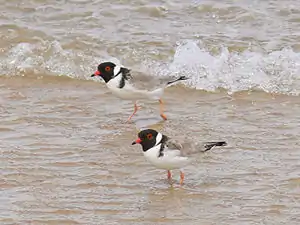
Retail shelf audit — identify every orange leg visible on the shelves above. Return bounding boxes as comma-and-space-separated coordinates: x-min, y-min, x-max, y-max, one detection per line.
159, 99, 167, 120
179, 171, 184, 185
126, 102, 139, 123
167, 170, 172, 180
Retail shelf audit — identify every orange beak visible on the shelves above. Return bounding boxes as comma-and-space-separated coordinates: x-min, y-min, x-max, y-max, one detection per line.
132, 138, 142, 145
91, 70, 101, 77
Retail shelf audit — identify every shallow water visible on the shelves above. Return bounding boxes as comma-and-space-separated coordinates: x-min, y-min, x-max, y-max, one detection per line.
1, 0, 300, 224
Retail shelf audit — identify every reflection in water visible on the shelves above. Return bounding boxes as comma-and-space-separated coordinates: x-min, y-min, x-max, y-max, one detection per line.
1, 78, 300, 224
1, 0, 300, 224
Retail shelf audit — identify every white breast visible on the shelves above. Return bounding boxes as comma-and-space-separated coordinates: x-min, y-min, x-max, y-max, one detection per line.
143, 145, 189, 170
106, 76, 162, 100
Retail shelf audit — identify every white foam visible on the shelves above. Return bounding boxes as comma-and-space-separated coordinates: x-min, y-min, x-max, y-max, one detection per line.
162, 40, 300, 95
0, 41, 104, 79
1, 40, 299, 96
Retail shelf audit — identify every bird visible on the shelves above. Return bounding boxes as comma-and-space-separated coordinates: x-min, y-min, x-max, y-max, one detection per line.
131, 129, 227, 185
91, 62, 189, 123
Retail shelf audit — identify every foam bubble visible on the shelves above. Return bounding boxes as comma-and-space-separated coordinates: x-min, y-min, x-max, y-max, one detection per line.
165, 40, 300, 95
1, 39, 299, 96
0, 40, 103, 79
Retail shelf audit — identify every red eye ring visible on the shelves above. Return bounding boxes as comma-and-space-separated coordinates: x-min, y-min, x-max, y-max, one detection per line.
105, 66, 111, 72
147, 133, 153, 139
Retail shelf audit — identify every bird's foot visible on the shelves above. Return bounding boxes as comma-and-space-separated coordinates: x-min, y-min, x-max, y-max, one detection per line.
179, 171, 184, 185
160, 113, 167, 121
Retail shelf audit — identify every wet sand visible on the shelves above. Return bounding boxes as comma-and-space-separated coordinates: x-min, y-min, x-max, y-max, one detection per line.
1, 76, 300, 224
1, 0, 300, 224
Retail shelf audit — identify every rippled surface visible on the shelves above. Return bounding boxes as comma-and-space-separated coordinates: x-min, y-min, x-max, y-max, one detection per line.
1, 0, 300, 224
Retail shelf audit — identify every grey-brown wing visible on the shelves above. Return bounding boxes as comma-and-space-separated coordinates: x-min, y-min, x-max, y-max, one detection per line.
127, 70, 178, 91
164, 137, 227, 156
160, 138, 183, 158
180, 141, 227, 155
165, 138, 183, 150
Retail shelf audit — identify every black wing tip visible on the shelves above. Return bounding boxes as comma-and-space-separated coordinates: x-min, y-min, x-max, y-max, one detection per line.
166, 75, 189, 85
178, 76, 189, 81
216, 141, 227, 147
203, 141, 227, 152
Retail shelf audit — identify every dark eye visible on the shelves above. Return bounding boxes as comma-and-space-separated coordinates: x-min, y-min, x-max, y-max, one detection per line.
147, 133, 153, 140
105, 66, 111, 72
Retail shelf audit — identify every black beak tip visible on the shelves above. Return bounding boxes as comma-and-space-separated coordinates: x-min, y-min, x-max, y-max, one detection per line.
91, 74, 95, 77
131, 141, 136, 145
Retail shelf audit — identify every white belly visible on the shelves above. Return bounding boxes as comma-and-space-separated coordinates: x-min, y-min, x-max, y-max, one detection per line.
148, 156, 189, 170
143, 146, 190, 170
110, 86, 150, 100
106, 81, 164, 101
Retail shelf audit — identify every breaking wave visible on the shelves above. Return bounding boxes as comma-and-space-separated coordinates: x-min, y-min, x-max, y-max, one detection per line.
1, 39, 299, 96
165, 40, 300, 95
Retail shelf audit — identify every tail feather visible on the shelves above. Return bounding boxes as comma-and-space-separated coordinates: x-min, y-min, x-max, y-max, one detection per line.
148, 76, 189, 100
203, 141, 227, 152
167, 76, 189, 86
